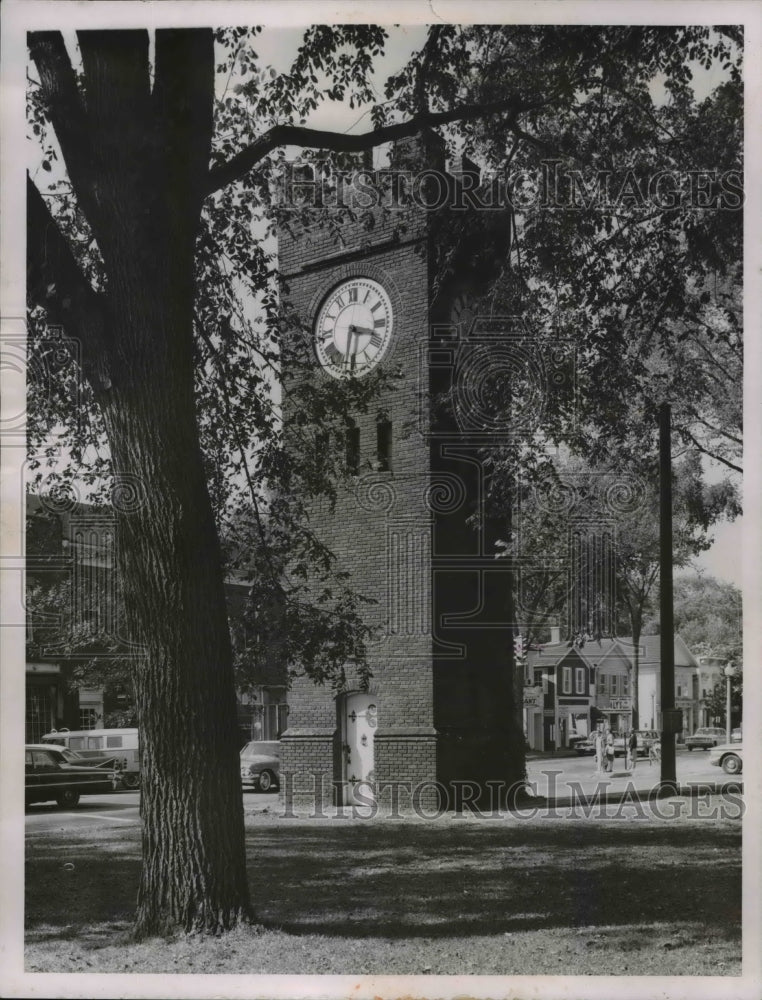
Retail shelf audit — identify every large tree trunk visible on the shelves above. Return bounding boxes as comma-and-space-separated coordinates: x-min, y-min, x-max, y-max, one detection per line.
104, 371, 251, 937
28, 28, 252, 937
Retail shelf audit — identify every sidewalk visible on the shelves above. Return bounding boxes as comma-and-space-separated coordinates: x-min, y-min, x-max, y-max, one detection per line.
525, 756, 742, 810
242, 759, 743, 823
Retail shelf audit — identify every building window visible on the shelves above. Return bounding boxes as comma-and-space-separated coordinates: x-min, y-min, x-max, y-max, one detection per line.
611, 675, 619, 696
622, 674, 629, 696
345, 420, 360, 474
541, 670, 548, 695
575, 667, 585, 694
79, 707, 99, 730
376, 419, 392, 472
562, 666, 572, 694
599, 674, 607, 695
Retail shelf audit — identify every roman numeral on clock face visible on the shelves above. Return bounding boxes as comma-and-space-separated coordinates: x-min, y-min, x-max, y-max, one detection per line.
326, 343, 341, 363
348, 287, 358, 302
370, 331, 383, 347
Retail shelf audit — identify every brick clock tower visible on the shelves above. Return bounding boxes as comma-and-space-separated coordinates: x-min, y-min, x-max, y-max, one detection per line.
278, 134, 523, 812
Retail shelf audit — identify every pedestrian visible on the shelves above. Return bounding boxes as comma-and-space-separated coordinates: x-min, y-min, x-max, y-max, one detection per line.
628, 729, 638, 770
604, 731, 615, 772
593, 729, 603, 773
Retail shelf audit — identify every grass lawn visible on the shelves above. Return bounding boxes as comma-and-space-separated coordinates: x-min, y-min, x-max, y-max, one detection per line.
25, 805, 741, 976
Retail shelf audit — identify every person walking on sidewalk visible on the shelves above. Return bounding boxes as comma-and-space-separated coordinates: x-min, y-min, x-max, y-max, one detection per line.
628, 729, 638, 771
604, 731, 615, 772
594, 728, 604, 774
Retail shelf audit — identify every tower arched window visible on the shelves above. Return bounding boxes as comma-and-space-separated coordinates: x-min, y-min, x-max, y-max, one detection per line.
376, 419, 392, 472
345, 419, 360, 475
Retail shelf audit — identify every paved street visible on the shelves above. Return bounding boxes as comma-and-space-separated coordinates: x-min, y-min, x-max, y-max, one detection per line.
24, 749, 740, 834
24, 788, 281, 835
526, 746, 739, 800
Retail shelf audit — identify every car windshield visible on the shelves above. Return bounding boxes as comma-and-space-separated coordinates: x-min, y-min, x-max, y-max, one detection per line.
241, 741, 280, 756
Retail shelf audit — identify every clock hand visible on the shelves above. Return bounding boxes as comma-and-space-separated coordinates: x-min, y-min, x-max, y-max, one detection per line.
344, 327, 359, 367
348, 323, 374, 338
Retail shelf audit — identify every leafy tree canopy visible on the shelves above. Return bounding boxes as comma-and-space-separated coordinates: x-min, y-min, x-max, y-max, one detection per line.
671, 573, 743, 665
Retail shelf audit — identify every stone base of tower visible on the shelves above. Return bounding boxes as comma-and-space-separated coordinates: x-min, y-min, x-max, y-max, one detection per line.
373, 728, 439, 813
280, 727, 441, 815
279, 729, 337, 815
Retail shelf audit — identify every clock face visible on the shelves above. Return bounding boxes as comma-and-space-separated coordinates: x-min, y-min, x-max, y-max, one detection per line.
314, 278, 393, 378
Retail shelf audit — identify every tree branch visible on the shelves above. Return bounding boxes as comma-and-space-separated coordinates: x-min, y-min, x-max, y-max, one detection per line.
27, 174, 111, 392
28, 31, 102, 232
674, 425, 742, 474
205, 96, 540, 195
681, 410, 742, 446
413, 26, 444, 114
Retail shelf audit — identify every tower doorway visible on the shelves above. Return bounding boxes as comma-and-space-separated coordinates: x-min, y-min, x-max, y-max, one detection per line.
340, 692, 377, 805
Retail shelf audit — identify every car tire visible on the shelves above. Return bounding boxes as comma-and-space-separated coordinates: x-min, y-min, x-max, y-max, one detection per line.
122, 773, 141, 790
722, 754, 742, 775
56, 788, 80, 808
258, 770, 276, 793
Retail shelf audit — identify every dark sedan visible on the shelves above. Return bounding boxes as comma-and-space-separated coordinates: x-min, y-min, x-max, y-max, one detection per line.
25, 746, 120, 808
26, 742, 123, 772
684, 727, 726, 750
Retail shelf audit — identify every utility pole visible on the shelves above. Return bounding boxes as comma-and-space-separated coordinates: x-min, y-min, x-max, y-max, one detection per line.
659, 403, 678, 787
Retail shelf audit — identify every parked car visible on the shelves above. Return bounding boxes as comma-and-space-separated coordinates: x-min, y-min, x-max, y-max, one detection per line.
630, 730, 660, 757
240, 740, 281, 792
607, 730, 659, 757
41, 727, 141, 789
611, 733, 628, 757
708, 743, 743, 775
25, 746, 120, 808
731, 727, 742, 744
573, 735, 596, 756
568, 734, 591, 751
685, 726, 726, 750
26, 742, 124, 773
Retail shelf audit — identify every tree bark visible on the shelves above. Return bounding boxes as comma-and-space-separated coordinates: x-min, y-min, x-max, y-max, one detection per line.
102, 368, 251, 937
29, 28, 251, 937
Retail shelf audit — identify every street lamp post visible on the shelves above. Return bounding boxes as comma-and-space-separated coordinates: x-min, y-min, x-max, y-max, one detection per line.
724, 663, 735, 744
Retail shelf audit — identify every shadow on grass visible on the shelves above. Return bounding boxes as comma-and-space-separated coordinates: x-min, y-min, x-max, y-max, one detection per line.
26, 820, 741, 944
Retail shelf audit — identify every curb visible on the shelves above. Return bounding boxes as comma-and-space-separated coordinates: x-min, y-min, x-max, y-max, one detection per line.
242, 780, 743, 821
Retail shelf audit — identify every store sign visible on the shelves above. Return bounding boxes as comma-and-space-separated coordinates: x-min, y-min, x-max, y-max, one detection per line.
522, 685, 543, 708
609, 698, 632, 710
